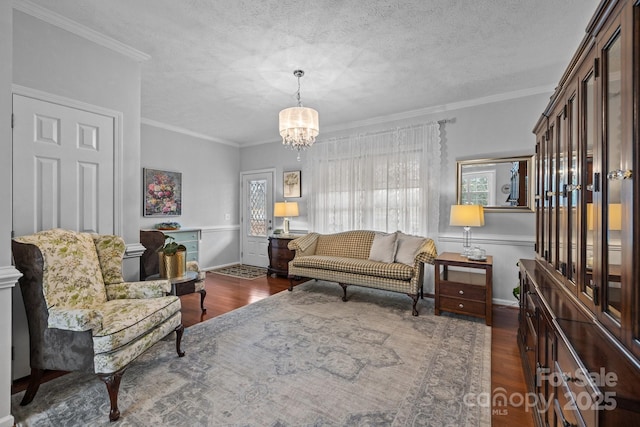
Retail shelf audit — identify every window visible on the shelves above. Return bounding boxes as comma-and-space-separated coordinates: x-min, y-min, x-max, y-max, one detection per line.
460, 171, 496, 206
308, 123, 441, 237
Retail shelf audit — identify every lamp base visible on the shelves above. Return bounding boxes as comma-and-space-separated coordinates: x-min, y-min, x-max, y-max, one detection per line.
283, 218, 290, 235
460, 226, 471, 257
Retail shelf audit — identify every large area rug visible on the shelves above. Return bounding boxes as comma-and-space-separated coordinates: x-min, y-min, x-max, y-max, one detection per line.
211, 264, 267, 279
12, 281, 491, 426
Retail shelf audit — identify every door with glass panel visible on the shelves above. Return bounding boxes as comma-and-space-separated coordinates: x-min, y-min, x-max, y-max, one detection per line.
596, 15, 631, 335
240, 170, 274, 267
575, 45, 598, 311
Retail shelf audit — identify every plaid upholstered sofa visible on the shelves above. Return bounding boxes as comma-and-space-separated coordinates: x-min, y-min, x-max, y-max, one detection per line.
287, 230, 437, 316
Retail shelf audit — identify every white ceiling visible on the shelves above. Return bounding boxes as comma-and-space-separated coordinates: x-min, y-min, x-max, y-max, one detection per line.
25, 0, 601, 146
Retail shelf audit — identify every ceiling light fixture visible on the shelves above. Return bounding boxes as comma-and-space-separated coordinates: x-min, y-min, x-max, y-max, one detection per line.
279, 69, 319, 161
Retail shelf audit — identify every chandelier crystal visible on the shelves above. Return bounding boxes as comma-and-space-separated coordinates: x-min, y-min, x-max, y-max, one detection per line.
279, 70, 319, 160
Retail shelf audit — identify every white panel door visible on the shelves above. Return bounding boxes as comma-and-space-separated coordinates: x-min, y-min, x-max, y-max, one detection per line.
241, 171, 274, 267
13, 94, 114, 235
11, 94, 115, 379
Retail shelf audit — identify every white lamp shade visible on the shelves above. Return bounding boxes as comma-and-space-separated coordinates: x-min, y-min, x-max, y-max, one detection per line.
279, 107, 319, 139
274, 202, 299, 217
450, 205, 485, 227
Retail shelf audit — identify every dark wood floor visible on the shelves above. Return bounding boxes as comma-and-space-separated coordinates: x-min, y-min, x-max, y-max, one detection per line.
13, 272, 534, 426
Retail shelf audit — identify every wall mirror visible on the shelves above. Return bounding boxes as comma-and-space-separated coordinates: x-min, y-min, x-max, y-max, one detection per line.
456, 155, 535, 212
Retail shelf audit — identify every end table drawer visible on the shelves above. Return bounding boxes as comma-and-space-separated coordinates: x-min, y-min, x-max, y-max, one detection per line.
439, 296, 486, 317
439, 282, 485, 302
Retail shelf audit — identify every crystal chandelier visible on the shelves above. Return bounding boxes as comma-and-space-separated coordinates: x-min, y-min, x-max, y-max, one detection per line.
279, 70, 319, 161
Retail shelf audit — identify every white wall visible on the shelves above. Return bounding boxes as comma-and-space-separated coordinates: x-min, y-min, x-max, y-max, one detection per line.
141, 123, 241, 269
241, 92, 551, 305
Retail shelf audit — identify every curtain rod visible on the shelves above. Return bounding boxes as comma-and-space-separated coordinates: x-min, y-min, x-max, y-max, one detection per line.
319, 119, 453, 143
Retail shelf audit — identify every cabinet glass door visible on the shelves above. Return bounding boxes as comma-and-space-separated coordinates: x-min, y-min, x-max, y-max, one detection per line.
567, 93, 579, 286
536, 138, 545, 259
602, 32, 622, 323
557, 108, 568, 277
548, 122, 557, 267
581, 63, 597, 304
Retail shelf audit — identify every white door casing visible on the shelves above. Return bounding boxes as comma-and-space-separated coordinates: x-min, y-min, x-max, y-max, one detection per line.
11, 91, 119, 379
240, 170, 274, 267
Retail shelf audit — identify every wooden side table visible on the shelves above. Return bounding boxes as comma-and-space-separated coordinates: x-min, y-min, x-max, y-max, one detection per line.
434, 252, 493, 326
267, 235, 297, 277
146, 271, 206, 313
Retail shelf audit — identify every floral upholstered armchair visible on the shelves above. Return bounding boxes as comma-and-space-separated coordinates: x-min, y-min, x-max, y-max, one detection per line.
11, 228, 185, 422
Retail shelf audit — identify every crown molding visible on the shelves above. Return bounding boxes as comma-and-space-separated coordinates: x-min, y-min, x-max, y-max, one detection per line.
246, 84, 554, 147
141, 118, 239, 148
323, 85, 554, 134
13, 0, 150, 62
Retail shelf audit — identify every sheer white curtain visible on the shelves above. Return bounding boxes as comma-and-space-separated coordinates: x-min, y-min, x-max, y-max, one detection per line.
308, 122, 441, 238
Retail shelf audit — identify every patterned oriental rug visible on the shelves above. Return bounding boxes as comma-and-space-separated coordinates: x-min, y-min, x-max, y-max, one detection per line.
211, 264, 267, 280
11, 281, 491, 426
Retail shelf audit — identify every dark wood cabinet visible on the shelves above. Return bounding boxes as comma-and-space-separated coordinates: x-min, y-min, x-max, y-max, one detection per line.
267, 235, 297, 277
522, 1, 640, 425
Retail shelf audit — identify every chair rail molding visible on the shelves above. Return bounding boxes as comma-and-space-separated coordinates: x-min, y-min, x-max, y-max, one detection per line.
0, 265, 21, 288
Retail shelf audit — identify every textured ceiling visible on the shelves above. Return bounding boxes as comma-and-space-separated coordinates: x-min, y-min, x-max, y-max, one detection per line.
26, 0, 601, 146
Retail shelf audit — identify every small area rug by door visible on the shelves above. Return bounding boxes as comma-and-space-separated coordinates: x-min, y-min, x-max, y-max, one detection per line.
210, 263, 267, 280
12, 281, 491, 426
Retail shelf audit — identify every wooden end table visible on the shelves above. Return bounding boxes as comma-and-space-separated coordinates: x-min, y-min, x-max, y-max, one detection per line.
434, 252, 493, 326
146, 271, 206, 313
267, 235, 297, 277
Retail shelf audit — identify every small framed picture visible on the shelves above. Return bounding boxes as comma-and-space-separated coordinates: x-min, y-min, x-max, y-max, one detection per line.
143, 168, 182, 217
283, 170, 301, 198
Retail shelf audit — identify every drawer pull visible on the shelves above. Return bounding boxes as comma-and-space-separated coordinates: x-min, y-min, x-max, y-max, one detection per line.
458, 303, 464, 309
525, 346, 533, 352
458, 290, 464, 295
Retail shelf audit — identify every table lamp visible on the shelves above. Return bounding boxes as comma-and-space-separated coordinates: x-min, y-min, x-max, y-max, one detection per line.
274, 201, 299, 235
450, 205, 485, 257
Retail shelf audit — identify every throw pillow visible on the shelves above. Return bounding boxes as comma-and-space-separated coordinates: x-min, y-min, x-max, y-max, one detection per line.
368, 232, 397, 263
395, 232, 427, 265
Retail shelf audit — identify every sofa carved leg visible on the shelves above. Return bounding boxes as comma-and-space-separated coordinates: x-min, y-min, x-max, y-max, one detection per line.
175, 324, 186, 357
98, 368, 125, 422
409, 294, 419, 316
20, 367, 44, 406
339, 283, 348, 302
199, 289, 207, 313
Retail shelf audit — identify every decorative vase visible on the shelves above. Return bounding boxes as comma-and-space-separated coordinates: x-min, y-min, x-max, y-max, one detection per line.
158, 249, 186, 279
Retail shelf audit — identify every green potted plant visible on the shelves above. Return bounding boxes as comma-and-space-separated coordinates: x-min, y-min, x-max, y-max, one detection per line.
157, 235, 187, 279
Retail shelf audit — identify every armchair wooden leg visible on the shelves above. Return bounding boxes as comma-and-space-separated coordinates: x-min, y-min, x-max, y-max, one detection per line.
98, 368, 125, 422
339, 283, 348, 302
408, 294, 419, 316
175, 324, 186, 357
199, 289, 207, 313
20, 367, 44, 406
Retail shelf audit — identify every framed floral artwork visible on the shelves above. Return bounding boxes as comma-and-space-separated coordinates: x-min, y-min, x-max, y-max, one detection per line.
283, 170, 301, 198
143, 168, 182, 217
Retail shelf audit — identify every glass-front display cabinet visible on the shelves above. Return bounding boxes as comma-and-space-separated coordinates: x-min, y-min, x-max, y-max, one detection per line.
523, 0, 640, 425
